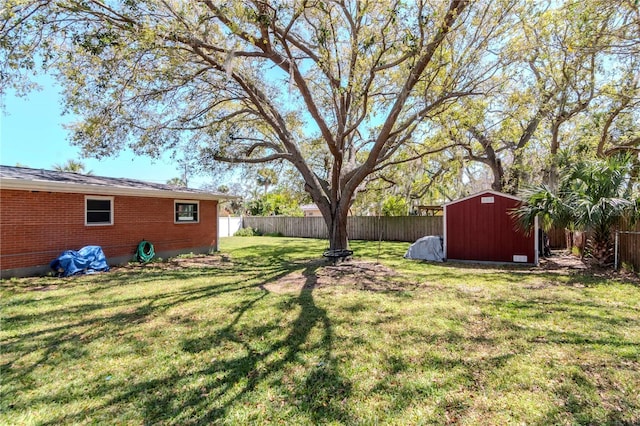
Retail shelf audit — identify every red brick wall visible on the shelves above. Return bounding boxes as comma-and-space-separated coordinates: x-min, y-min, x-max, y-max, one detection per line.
0, 189, 218, 271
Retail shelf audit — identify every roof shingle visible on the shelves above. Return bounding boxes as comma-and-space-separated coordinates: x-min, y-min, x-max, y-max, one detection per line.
0, 165, 234, 200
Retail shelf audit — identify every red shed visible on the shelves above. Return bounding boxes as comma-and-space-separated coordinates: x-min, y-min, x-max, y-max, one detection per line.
444, 190, 538, 265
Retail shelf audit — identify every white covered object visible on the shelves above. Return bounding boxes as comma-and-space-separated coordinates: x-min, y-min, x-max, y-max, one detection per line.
404, 236, 444, 262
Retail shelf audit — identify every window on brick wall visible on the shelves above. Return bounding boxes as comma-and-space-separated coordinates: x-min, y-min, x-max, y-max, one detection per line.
175, 200, 199, 223
85, 196, 113, 225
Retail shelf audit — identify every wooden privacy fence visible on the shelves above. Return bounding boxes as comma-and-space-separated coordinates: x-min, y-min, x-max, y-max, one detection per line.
243, 216, 443, 242
546, 227, 568, 249
615, 219, 640, 272
244, 217, 329, 239
616, 231, 639, 271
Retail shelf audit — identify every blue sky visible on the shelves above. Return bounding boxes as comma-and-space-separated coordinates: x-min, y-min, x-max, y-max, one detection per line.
1, 74, 209, 187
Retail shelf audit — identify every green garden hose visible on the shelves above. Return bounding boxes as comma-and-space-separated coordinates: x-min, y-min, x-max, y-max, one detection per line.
136, 240, 155, 263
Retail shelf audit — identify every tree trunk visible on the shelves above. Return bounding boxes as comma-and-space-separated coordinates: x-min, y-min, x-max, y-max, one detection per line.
565, 229, 574, 253
588, 226, 614, 266
547, 122, 561, 190
489, 158, 504, 192
311, 186, 352, 254
327, 208, 349, 251
503, 151, 524, 194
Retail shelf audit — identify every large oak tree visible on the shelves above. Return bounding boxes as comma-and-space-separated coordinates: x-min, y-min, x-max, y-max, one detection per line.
2, 0, 518, 252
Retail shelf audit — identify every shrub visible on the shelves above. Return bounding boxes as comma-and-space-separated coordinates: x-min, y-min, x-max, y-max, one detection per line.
234, 227, 261, 237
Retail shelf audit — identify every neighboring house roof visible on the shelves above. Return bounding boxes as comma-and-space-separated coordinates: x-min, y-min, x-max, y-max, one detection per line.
0, 165, 236, 200
300, 204, 320, 211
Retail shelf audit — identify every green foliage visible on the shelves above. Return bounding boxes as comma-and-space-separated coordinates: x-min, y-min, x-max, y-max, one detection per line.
256, 168, 278, 194
621, 261, 636, 273
353, 154, 457, 215
247, 191, 303, 217
246, 199, 266, 216
381, 195, 409, 216
166, 177, 186, 187
0, 0, 510, 251
52, 160, 92, 174
234, 226, 261, 237
516, 185, 574, 232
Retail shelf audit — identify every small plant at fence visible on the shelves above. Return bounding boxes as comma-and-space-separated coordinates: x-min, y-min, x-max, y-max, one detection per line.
234, 227, 261, 237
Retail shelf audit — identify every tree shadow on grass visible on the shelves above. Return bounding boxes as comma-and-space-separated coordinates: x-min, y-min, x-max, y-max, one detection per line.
93, 260, 352, 424
172, 261, 353, 424
1, 260, 279, 407
3, 255, 352, 425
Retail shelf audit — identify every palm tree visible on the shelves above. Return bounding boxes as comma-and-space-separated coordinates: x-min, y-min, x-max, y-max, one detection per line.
166, 177, 187, 187
514, 154, 639, 266
52, 160, 92, 174
256, 168, 278, 194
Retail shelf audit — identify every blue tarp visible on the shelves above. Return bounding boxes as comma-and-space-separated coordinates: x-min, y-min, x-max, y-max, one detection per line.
50, 245, 110, 277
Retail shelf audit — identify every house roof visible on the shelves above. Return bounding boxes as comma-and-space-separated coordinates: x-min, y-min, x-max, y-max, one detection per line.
0, 165, 236, 200
443, 189, 522, 207
300, 203, 320, 211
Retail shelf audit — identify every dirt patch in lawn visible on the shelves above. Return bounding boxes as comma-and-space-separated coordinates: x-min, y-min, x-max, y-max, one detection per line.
117, 254, 409, 292
115, 253, 235, 271
535, 252, 639, 285
111, 252, 637, 288
261, 259, 411, 294
537, 252, 588, 272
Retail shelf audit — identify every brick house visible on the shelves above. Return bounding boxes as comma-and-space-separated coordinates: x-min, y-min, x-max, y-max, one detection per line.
0, 165, 234, 278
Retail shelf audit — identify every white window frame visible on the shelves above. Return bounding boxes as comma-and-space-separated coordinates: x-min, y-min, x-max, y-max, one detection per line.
174, 200, 200, 224
85, 195, 114, 226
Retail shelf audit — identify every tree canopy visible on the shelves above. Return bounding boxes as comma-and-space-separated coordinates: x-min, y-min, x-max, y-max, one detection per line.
2, 0, 639, 252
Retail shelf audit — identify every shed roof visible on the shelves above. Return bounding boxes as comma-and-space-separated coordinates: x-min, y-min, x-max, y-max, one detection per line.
443, 189, 522, 207
0, 165, 236, 200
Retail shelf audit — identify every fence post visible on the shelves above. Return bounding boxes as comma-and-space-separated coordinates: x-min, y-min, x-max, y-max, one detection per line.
614, 231, 619, 270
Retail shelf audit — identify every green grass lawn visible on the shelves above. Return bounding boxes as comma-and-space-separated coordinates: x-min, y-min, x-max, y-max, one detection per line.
2, 237, 639, 425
